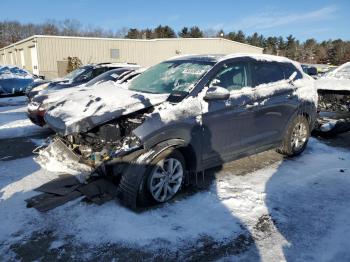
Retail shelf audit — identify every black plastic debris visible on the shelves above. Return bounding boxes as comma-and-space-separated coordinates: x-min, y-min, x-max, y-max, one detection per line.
25, 191, 82, 212
25, 174, 119, 212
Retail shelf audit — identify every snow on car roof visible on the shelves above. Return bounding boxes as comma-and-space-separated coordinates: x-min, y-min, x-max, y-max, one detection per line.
220, 53, 296, 63
167, 53, 301, 68
95, 63, 140, 68
0, 65, 33, 80
167, 54, 223, 63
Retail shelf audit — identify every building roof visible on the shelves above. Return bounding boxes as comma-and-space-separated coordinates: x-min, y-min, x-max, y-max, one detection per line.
0, 35, 263, 52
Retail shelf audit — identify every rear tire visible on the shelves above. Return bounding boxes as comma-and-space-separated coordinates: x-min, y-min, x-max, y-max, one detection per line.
277, 115, 310, 157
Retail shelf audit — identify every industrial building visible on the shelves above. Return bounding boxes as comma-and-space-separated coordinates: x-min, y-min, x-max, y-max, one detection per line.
0, 35, 263, 79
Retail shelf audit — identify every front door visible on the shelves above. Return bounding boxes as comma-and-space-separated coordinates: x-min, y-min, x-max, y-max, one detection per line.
201, 60, 254, 168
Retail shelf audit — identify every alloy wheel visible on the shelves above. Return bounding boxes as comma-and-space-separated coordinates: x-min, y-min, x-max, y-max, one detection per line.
149, 158, 183, 202
291, 122, 308, 151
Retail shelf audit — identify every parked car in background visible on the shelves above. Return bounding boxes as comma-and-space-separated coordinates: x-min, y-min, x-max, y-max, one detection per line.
26, 63, 140, 99
301, 64, 318, 79
314, 61, 350, 136
0, 65, 44, 95
37, 54, 317, 209
27, 67, 143, 127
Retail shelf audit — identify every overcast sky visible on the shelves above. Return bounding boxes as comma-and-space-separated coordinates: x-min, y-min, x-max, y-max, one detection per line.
1, 0, 349, 41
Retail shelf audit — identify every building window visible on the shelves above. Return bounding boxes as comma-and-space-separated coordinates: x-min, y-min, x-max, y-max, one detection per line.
110, 49, 120, 59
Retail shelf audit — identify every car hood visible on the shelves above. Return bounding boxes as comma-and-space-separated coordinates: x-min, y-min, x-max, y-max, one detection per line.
44, 83, 169, 135
316, 77, 350, 91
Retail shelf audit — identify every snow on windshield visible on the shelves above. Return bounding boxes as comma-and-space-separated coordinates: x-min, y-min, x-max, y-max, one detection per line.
128, 61, 213, 94
63, 67, 86, 81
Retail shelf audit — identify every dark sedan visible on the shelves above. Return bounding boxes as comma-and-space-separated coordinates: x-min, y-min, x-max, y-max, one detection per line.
27, 67, 141, 127
26, 63, 139, 99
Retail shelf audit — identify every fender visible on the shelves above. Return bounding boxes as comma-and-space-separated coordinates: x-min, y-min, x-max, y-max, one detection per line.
136, 138, 188, 164
281, 101, 317, 138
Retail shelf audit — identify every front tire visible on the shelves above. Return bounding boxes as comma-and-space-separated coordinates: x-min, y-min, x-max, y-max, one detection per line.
277, 115, 310, 157
138, 148, 186, 207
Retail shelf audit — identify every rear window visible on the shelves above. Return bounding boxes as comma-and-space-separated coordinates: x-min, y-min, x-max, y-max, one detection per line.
92, 67, 110, 78
252, 62, 285, 86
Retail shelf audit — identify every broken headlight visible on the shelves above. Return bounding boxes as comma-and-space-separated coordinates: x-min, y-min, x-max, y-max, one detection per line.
113, 134, 142, 157
122, 134, 142, 150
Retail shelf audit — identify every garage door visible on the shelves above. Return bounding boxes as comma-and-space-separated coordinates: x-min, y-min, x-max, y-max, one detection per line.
30, 46, 39, 75
19, 49, 25, 68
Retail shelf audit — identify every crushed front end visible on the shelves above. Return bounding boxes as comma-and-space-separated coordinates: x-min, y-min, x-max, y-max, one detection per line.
314, 89, 350, 136
35, 110, 150, 181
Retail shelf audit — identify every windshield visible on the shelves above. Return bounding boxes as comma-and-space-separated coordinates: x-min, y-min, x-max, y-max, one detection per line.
63, 67, 89, 81
128, 60, 214, 94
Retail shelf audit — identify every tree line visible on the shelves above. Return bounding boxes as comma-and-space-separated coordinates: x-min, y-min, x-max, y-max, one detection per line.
1, 20, 349, 66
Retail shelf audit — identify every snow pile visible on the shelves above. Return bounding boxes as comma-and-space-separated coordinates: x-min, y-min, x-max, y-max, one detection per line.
0, 104, 49, 139
45, 84, 169, 135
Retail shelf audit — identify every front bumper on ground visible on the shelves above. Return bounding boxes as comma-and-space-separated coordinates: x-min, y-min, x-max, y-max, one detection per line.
35, 138, 94, 182
314, 111, 350, 136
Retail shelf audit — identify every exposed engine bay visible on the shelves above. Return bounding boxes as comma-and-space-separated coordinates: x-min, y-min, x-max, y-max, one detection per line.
317, 90, 350, 112
56, 108, 152, 167
315, 89, 350, 135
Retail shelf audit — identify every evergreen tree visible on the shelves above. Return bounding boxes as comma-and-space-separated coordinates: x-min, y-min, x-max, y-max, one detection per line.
126, 28, 141, 39
188, 26, 203, 38
154, 25, 176, 38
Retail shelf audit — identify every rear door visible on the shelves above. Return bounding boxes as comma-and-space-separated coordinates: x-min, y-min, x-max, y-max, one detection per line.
246, 61, 300, 149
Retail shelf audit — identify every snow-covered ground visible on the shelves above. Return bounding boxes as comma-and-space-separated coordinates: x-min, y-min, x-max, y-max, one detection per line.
1, 96, 350, 261
0, 96, 49, 139
0, 138, 350, 260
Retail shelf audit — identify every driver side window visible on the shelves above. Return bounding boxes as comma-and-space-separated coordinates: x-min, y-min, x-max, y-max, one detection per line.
210, 62, 249, 91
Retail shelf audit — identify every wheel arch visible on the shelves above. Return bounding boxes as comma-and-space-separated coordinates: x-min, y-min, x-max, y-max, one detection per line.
142, 138, 198, 173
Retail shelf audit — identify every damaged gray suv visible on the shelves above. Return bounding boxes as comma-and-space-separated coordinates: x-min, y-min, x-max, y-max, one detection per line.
40, 54, 317, 209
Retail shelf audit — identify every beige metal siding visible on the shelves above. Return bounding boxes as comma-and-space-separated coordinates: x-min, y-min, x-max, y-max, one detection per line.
0, 38, 35, 73
1, 35, 263, 79
36, 37, 262, 79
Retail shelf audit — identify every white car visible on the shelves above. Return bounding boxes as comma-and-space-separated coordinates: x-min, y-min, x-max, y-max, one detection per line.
314, 62, 350, 135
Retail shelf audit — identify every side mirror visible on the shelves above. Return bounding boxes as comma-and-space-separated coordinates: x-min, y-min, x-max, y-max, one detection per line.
288, 72, 297, 83
204, 86, 230, 101
308, 67, 318, 76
